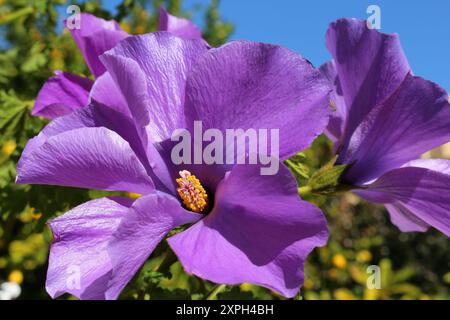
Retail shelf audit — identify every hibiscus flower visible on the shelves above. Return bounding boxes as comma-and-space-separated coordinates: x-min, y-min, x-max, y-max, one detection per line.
321, 18, 450, 235
17, 31, 332, 299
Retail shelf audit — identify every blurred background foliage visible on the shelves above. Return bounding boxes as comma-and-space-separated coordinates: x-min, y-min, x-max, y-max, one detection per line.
0, 0, 449, 300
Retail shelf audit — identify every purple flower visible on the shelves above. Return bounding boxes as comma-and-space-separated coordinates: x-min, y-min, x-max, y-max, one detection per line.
17, 32, 332, 299
321, 18, 450, 236
32, 9, 202, 119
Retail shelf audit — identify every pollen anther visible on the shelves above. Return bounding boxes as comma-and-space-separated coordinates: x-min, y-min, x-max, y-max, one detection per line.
176, 170, 208, 213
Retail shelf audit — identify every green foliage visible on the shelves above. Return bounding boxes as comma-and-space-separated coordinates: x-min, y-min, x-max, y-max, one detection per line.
285, 152, 310, 181
301, 156, 352, 195
203, 0, 234, 46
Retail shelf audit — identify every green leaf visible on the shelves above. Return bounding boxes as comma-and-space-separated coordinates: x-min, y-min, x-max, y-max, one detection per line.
0, 90, 30, 141
0, 7, 34, 25
303, 156, 353, 195
285, 152, 310, 180
393, 266, 417, 283
21, 43, 47, 73
0, 49, 19, 84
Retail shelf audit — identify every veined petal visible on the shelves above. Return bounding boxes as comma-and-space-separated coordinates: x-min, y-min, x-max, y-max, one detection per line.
169, 161, 328, 298
89, 72, 131, 117
21, 102, 149, 172
105, 192, 201, 299
69, 13, 128, 77
159, 8, 203, 40
32, 99, 176, 194
326, 18, 410, 139
184, 40, 332, 160
100, 32, 208, 139
384, 203, 429, 233
364, 163, 450, 236
97, 54, 151, 128
339, 74, 450, 185
384, 159, 450, 232
319, 60, 348, 145
46, 197, 133, 300
404, 158, 450, 175
32, 71, 93, 119
16, 127, 154, 194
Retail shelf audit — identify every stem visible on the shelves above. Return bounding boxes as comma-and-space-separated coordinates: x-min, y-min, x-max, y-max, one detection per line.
145, 249, 177, 299
153, 248, 177, 272
206, 284, 227, 300
298, 185, 312, 197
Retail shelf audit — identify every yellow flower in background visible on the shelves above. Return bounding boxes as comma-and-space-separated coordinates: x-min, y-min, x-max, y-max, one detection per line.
9, 233, 47, 267
356, 250, 372, 263
332, 254, 347, 269
8, 270, 24, 284
364, 288, 379, 300
239, 283, 253, 292
135, 26, 146, 34
19, 207, 42, 223
2, 140, 16, 156
334, 288, 356, 300
120, 23, 131, 33
31, 212, 43, 220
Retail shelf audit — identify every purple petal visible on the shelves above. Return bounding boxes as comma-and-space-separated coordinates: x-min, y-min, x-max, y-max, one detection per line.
326, 18, 410, 139
100, 32, 208, 138
365, 163, 450, 236
319, 60, 348, 145
184, 41, 332, 160
169, 162, 328, 298
159, 8, 203, 40
89, 72, 131, 117
383, 159, 450, 232
16, 127, 154, 194
46, 197, 133, 299
20, 102, 150, 171
32, 71, 93, 119
97, 54, 151, 128
384, 203, 429, 233
69, 13, 128, 77
35, 99, 176, 195
404, 158, 450, 175
105, 192, 201, 299
339, 74, 450, 185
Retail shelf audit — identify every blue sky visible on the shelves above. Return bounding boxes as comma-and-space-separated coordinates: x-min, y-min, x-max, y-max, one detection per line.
85, 0, 450, 91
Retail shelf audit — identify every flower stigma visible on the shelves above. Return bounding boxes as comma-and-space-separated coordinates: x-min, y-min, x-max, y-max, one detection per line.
176, 170, 209, 213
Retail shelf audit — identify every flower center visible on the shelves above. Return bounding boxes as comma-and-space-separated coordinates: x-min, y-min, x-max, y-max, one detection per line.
176, 170, 209, 213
